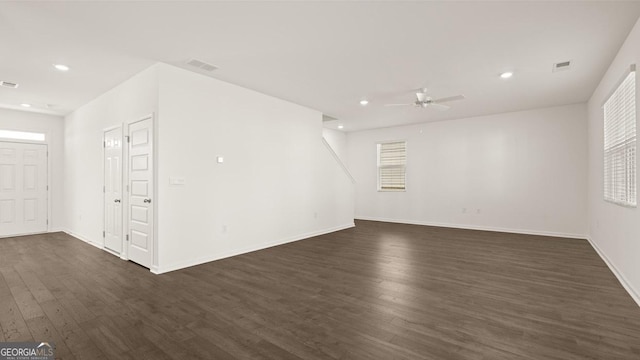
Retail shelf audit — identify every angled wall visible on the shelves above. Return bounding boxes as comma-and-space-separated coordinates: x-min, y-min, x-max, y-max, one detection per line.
63, 63, 354, 273
63, 65, 160, 250
587, 17, 640, 304
155, 64, 354, 273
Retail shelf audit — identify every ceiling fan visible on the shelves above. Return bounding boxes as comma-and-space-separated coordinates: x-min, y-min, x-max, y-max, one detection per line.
384, 88, 465, 111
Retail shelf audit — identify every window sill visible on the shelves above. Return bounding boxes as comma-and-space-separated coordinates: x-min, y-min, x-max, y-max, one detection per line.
604, 199, 637, 208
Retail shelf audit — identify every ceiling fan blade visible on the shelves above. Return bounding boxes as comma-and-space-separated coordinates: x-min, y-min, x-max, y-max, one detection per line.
384, 103, 412, 107
431, 95, 465, 103
428, 103, 450, 111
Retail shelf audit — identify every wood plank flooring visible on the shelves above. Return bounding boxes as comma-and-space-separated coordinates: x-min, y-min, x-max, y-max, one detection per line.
1, 220, 640, 359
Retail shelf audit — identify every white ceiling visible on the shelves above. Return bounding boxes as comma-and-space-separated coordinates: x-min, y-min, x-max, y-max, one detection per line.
1, 1, 640, 131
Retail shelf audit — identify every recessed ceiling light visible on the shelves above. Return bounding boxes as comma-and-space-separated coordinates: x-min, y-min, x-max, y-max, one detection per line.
360, 99, 369, 106
338, 125, 344, 129
53, 64, 70, 71
500, 72, 513, 79
21, 103, 32, 108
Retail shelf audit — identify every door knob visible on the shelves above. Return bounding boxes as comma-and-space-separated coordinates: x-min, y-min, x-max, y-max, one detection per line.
144, 198, 152, 204
114, 199, 121, 203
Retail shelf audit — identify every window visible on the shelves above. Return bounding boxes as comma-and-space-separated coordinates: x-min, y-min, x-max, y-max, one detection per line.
377, 141, 406, 191
0, 129, 45, 142
604, 66, 636, 207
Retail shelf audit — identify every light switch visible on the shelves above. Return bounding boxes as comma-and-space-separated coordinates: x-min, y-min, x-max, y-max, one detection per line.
169, 177, 186, 185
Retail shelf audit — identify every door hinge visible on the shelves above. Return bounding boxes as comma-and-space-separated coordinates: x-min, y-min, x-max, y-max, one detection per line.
46, 185, 49, 191
125, 136, 130, 143
103, 185, 105, 193
46, 219, 48, 225
103, 230, 105, 238
126, 234, 129, 241
126, 184, 129, 192
103, 140, 106, 148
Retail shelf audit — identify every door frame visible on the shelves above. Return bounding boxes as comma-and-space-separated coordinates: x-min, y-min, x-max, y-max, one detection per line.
0, 136, 50, 237
125, 114, 157, 271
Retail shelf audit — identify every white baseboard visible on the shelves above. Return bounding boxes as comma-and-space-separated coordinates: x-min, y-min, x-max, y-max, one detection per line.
0, 231, 45, 239
586, 236, 640, 308
355, 216, 587, 239
62, 229, 105, 251
355, 216, 638, 308
154, 222, 355, 274
62, 223, 357, 275
0, 229, 66, 238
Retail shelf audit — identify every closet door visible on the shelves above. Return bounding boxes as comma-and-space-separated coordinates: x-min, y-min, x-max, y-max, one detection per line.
104, 127, 123, 253
127, 117, 153, 268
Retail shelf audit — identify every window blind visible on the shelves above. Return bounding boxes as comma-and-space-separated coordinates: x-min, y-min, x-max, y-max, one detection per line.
378, 141, 406, 190
604, 69, 636, 207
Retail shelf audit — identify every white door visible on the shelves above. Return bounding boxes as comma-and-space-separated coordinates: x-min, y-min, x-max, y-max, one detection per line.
104, 128, 123, 253
0, 142, 47, 237
127, 118, 153, 268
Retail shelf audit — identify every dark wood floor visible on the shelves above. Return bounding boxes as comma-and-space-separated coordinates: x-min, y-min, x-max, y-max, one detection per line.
1, 220, 640, 359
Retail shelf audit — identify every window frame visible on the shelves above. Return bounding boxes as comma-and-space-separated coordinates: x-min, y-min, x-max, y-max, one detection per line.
377, 140, 407, 192
0, 129, 46, 142
603, 64, 637, 207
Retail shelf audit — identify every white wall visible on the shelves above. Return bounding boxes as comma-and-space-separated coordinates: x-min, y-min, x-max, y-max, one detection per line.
0, 109, 64, 231
63, 62, 354, 273
347, 104, 588, 238
322, 128, 348, 165
155, 64, 354, 273
63, 65, 159, 248
587, 17, 640, 304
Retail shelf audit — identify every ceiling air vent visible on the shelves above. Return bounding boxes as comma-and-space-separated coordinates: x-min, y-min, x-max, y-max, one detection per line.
552, 60, 572, 72
187, 58, 218, 72
0, 81, 19, 89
